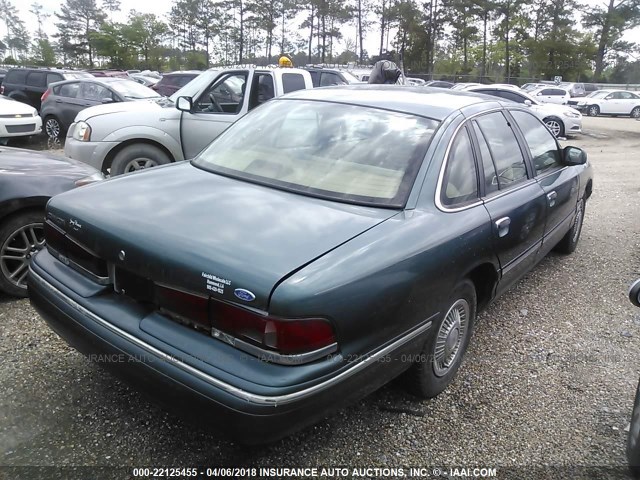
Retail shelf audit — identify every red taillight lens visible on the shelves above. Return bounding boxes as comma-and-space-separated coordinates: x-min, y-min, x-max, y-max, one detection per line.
0, 86, 4, 95
41, 88, 51, 103
211, 301, 336, 355
156, 284, 210, 330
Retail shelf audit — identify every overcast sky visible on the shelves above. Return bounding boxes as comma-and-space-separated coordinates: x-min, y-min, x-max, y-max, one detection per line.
10, 0, 640, 65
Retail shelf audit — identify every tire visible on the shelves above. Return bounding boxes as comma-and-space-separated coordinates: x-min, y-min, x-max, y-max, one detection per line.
555, 197, 585, 254
628, 380, 640, 477
587, 105, 600, 117
544, 117, 565, 138
110, 144, 171, 176
631, 107, 640, 119
0, 210, 45, 297
44, 116, 63, 139
404, 279, 477, 398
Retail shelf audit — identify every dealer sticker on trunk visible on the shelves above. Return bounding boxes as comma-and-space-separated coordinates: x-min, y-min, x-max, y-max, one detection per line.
201, 271, 231, 295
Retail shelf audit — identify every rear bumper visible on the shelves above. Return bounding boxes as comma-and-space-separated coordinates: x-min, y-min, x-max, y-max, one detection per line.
28, 252, 431, 442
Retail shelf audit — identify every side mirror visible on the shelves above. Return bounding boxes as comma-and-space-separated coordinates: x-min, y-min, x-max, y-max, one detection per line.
562, 146, 587, 166
537, 92, 543, 96
101, 97, 114, 104
524, 99, 532, 106
176, 96, 193, 112
630, 279, 640, 308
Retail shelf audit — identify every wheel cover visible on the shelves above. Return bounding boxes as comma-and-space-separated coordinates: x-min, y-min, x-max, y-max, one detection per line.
45, 118, 60, 138
589, 106, 598, 116
573, 200, 584, 243
125, 158, 159, 172
545, 120, 562, 137
0, 222, 45, 290
433, 298, 469, 377
632, 108, 640, 118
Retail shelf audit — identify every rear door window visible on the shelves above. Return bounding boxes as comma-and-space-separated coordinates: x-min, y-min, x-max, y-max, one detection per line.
475, 112, 528, 188
471, 121, 499, 195
26, 72, 46, 87
46, 73, 63, 85
56, 82, 80, 98
79, 83, 114, 101
441, 127, 479, 207
319, 72, 343, 87
282, 73, 306, 93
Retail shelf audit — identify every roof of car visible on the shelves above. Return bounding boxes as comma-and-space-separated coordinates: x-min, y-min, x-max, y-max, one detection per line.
279, 85, 501, 120
50, 77, 136, 86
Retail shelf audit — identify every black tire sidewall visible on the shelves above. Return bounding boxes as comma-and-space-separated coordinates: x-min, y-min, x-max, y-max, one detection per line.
409, 279, 477, 398
555, 197, 585, 254
111, 144, 171, 176
0, 210, 45, 297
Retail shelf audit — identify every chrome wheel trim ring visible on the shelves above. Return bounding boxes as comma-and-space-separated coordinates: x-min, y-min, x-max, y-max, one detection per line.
433, 298, 469, 377
0, 222, 45, 290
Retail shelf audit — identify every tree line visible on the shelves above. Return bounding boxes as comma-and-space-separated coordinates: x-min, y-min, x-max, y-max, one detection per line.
0, 0, 639, 83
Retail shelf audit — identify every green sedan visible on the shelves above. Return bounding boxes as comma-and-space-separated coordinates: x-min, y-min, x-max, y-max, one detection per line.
29, 85, 593, 442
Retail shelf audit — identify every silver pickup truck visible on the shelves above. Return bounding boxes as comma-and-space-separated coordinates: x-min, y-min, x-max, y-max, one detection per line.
64, 67, 313, 175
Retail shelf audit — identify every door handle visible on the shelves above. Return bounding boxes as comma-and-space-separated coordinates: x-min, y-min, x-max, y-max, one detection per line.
547, 191, 557, 207
495, 217, 511, 238
55, 99, 62, 103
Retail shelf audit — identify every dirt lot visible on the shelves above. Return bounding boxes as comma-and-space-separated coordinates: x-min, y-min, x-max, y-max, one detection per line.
1, 116, 640, 479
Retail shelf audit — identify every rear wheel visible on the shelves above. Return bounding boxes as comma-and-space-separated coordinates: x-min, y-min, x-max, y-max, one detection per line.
587, 105, 600, 117
0, 210, 45, 297
44, 116, 63, 139
404, 279, 476, 398
110, 144, 171, 176
555, 197, 585, 254
631, 107, 640, 119
544, 117, 565, 138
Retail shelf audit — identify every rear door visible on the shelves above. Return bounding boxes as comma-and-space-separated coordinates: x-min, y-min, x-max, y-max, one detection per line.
619, 91, 640, 114
25, 71, 47, 108
469, 111, 547, 294
52, 82, 84, 128
508, 109, 578, 253
179, 71, 249, 159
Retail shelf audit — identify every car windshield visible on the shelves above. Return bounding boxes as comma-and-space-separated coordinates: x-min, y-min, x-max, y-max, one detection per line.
193, 99, 439, 208
110, 80, 160, 99
587, 91, 609, 99
340, 71, 362, 84
169, 71, 218, 101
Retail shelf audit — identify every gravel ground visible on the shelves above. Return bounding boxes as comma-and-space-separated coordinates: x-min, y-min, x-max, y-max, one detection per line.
1, 116, 640, 479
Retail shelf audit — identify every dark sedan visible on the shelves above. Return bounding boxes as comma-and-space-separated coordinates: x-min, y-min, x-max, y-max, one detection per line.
0, 148, 102, 296
28, 86, 593, 441
40, 78, 160, 140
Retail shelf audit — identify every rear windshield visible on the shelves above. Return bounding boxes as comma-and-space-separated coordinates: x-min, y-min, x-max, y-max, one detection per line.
110, 80, 160, 99
193, 99, 439, 208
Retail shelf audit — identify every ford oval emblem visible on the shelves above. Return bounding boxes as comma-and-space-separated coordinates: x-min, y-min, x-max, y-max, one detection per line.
234, 288, 256, 302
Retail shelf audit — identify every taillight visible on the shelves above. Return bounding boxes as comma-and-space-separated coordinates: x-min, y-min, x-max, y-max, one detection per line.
41, 88, 51, 103
0, 86, 4, 95
156, 284, 210, 330
211, 301, 336, 356
154, 284, 337, 359
44, 220, 108, 278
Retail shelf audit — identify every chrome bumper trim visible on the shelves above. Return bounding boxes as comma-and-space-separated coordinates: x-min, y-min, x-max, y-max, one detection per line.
30, 268, 433, 407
